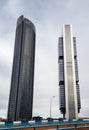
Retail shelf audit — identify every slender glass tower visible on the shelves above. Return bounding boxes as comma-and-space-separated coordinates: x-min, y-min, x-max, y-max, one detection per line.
58, 25, 81, 119
7, 15, 36, 121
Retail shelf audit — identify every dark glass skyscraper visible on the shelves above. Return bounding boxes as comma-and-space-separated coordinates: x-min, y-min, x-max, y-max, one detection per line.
7, 15, 36, 121
58, 25, 81, 119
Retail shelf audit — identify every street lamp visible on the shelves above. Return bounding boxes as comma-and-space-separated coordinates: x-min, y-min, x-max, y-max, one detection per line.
50, 96, 55, 118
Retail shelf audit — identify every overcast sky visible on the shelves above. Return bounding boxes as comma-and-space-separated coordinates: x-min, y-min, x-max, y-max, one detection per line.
0, 0, 89, 119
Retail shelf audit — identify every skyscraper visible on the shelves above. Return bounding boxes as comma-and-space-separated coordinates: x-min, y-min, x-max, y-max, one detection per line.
7, 15, 36, 121
58, 25, 81, 120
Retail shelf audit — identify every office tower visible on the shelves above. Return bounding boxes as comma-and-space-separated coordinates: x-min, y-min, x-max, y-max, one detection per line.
7, 15, 36, 121
58, 25, 81, 120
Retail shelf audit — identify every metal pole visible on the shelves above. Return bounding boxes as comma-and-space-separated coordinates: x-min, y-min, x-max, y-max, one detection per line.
50, 96, 55, 118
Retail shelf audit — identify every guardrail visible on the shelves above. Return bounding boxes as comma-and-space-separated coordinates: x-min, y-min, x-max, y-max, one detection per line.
0, 119, 89, 129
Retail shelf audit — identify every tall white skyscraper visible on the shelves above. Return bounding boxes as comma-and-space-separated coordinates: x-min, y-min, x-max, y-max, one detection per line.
58, 25, 81, 120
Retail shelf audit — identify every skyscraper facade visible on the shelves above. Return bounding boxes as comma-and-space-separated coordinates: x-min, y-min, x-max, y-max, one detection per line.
7, 15, 36, 121
58, 25, 81, 120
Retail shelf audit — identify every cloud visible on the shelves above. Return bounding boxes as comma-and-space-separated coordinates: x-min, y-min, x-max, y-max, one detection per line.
0, 0, 89, 119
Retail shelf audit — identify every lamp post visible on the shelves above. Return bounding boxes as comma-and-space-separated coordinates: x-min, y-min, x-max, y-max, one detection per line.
50, 96, 55, 118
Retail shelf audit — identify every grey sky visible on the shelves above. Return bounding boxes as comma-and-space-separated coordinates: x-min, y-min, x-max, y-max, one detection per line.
0, 0, 89, 118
